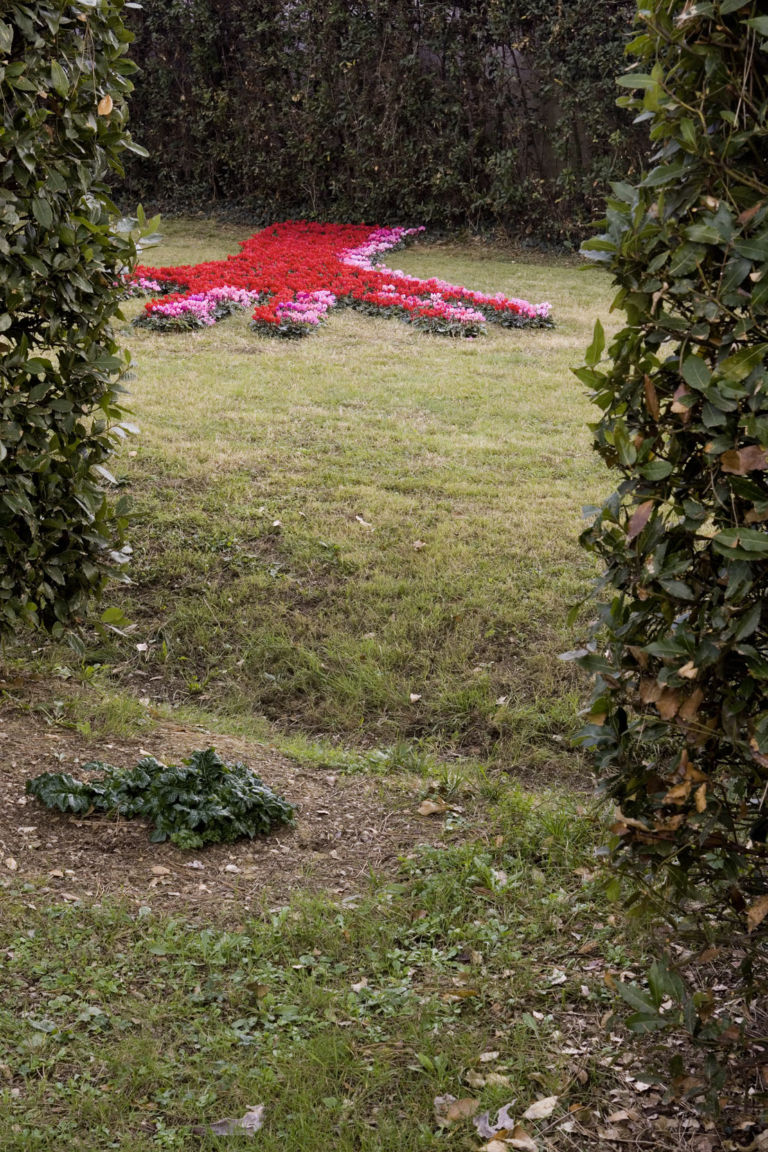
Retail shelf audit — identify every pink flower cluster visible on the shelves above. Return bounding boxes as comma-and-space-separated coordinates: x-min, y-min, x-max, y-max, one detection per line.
123, 275, 163, 295
339, 226, 425, 271
274, 289, 337, 328
134, 285, 261, 330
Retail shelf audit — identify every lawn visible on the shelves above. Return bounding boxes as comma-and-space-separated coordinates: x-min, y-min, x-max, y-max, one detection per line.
1, 793, 650, 1152
6, 222, 738, 1150
70, 220, 614, 772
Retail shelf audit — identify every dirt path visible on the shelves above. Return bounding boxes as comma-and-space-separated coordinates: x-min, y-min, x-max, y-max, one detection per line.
0, 706, 466, 915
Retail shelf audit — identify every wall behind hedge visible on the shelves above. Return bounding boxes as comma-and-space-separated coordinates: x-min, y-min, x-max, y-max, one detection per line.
119, 0, 645, 242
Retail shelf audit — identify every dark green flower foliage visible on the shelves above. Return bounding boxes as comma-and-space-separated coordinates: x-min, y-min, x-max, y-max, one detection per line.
575, 1, 768, 920
0, 1, 144, 635
26, 747, 296, 849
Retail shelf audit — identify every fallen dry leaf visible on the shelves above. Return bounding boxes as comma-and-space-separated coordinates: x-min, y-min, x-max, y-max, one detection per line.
207, 1104, 265, 1136
522, 1095, 558, 1121
606, 1109, 636, 1124
679, 687, 705, 723
466, 1069, 510, 1088
417, 799, 448, 816
639, 677, 663, 704
485, 1072, 511, 1087
478, 1050, 500, 1063
656, 687, 681, 720
412, 540, 427, 550
97, 93, 113, 115
433, 1094, 479, 1126
747, 894, 768, 933
474, 1102, 516, 1140
151, 865, 171, 876
482, 1143, 509, 1152
664, 779, 692, 805
446, 1098, 479, 1124
508, 1126, 538, 1152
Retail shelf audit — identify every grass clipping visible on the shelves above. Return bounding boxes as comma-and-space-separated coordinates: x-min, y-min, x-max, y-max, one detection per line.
26, 747, 295, 849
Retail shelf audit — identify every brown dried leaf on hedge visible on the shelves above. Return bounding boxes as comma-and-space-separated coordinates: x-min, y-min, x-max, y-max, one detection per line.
746, 895, 768, 934
719, 446, 768, 474
626, 500, 654, 542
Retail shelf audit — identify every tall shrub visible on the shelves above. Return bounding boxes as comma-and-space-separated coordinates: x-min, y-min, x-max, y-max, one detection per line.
573, 0, 768, 1096
0, 1, 143, 636
577, 0, 768, 925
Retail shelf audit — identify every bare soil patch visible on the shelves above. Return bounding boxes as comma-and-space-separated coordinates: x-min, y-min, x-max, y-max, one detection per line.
0, 706, 465, 916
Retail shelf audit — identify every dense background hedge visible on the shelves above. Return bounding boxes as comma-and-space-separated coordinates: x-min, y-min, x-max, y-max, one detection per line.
119, 0, 645, 243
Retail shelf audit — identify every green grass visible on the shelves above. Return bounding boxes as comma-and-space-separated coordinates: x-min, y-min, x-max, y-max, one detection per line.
0, 790, 636, 1151
56, 219, 616, 769
1, 223, 752, 1145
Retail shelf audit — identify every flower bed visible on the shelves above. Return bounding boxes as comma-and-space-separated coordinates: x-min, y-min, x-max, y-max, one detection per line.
127, 222, 552, 338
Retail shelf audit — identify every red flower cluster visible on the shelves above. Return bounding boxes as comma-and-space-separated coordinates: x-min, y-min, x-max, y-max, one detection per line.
128, 221, 552, 338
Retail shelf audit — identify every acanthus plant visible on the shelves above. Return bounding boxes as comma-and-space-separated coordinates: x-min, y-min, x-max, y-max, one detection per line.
126, 221, 553, 338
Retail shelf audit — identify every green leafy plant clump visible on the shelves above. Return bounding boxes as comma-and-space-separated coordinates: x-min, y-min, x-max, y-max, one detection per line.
26, 747, 295, 848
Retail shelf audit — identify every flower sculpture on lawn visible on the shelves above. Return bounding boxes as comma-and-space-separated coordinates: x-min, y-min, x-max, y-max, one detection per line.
128, 222, 552, 339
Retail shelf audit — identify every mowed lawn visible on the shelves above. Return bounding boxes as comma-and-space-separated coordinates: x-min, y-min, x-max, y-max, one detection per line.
1, 227, 718, 1152
105, 220, 614, 772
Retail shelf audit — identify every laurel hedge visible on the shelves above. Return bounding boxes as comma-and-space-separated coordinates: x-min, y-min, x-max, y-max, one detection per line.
572, 0, 768, 1095
0, 0, 143, 636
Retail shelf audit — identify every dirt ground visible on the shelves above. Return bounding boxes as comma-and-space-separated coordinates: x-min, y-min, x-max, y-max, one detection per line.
0, 705, 466, 915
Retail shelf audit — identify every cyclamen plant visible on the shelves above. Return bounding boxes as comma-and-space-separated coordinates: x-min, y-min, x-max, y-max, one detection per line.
127, 222, 552, 338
